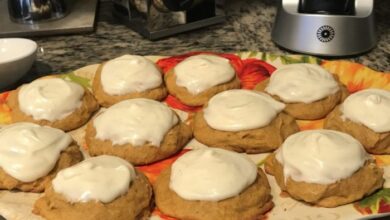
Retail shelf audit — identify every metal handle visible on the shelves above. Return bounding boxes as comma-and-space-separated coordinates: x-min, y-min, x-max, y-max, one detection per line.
8, 0, 67, 24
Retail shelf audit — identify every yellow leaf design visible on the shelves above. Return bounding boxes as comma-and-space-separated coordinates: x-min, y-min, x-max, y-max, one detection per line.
322, 60, 390, 92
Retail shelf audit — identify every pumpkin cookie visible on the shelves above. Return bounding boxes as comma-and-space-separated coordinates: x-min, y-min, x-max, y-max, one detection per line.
255, 63, 348, 120
86, 99, 192, 165
193, 90, 299, 153
33, 155, 153, 220
7, 77, 99, 131
266, 130, 383, 207
0, 122, 83, 193
164, 54, 240, 106
325, 89, 390, 154
154, 148, 274, 220
93, 55, 167, 107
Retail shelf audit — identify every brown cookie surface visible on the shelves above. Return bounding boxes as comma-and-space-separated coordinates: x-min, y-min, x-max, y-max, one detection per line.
193, 111, 299, 153
92, 63, 168, 107
0, 144, 83, 193
154, 167, 274, 220
164, 69, 241, 106
324, 106, 390, 154
33, 170, 153, 220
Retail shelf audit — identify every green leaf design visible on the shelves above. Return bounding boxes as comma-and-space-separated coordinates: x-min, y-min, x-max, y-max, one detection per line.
248, 51, 258, 58
358, 188, 390, 213
280, 56, 304, 64
268, 54, 279, 62
256, 155, 271, 167
236, 51, 244, 58
302, 56, 310, 63
257, 159, 266, 167
60, 72, 91, 88
302, 56, 322, 64
241, 53, 323, 65
261, 53, 279, 62
261, 53, 267, 61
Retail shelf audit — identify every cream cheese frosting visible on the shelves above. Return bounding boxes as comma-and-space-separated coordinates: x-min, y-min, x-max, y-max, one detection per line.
0, 123, 72, 182
265, 64, 339, 103
93, 98, 178, 146
341, 89, 390, 133
203, 90, 285, 131
169, 148, 257, 201
275, 129, 368, 185
52, 155, 135, 203
174, 54, 235, 95
18, 78, 84, 121
101, 55, 163, 95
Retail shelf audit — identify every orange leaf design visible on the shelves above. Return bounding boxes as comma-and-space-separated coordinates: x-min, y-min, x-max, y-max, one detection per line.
0, 91, 10, 103
322, 60, 390, 93
373, 155, 390, 167
164, 95, 201, 113
152, 209, 177, 220
297, 119, 324, 130
239, 58, 276, 90
81, 143, 88, 151
0, 92, 11, 124
137, 149, 190, 184
156, 51, 243, 74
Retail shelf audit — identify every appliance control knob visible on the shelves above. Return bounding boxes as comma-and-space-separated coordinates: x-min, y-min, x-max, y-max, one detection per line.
316, 25, 335, 42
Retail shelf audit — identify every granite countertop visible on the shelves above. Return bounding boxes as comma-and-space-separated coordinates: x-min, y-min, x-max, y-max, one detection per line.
7, 0, 390, 89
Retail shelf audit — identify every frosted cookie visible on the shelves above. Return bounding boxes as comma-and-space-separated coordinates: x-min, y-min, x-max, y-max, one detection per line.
86, 98, 192, 165
0, 123, 82, 192
255, 63, 348, 120
164, 54, 241, 106
93, 55, 167, 107
325, 89, 390, 154
33, 155, 152, 220
154, 148, 274, 220
7, 77, 99, 131
193, 90, 299, 153
266, 130, 384, 207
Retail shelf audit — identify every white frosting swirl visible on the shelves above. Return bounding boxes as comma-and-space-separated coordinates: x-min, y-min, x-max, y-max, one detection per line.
265, 64, 339, 103
341, 89, 390, 133
204, 90, 285, 131
53, 155, 135, 203
170, 148, 257, 201
18, 78, 84, 121
174, 54, 235, 95
0, 123, 72, 182
275, 130, 368, 185
93, 99, 178, 146
101, 55, 163, 95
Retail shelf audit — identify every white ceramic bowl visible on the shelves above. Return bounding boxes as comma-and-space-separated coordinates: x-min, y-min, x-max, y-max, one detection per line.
0, 38, 37, 89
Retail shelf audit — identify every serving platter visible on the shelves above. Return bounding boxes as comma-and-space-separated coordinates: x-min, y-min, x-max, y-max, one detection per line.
0, 51, 389, 220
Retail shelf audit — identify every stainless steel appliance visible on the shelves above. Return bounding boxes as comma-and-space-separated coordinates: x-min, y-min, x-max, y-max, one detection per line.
272, 0, 377, 56
112, 0, 226, 40
8, 0, 68, 24
0, 0, 97, 37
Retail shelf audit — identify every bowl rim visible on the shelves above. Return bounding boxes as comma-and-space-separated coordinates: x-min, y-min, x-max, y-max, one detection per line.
0, 38, 37, 64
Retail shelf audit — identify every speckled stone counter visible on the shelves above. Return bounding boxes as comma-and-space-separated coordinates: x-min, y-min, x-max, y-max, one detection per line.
6, 0, 390, 90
